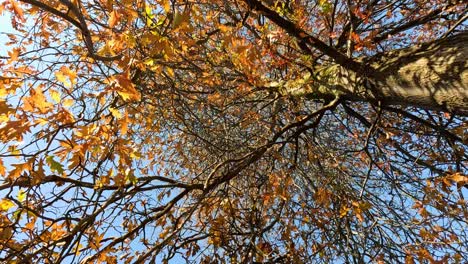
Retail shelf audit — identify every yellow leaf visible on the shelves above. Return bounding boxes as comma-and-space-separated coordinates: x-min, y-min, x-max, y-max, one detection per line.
0, 83, 6, 98
119, 112, 129, 135
49, 89, 61, 103
172, 11, 190, 30
17, 189, 26, 202
55, 71, 70, 88
55, 66, 77, 88
339, 205, 350, 217
0, 199, 15, 211
352, 201, 371, 222
63, 98, 74, 107
64, 66, 77, 84
218, 24, 231, 33
109, 107, 122, 118
7, 48, 21, 63
34, 118, 49, 126
166, 67, 174, 77
145, 6, 154, 27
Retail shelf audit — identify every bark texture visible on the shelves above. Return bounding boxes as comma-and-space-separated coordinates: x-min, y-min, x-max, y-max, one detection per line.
278, 33, 468, 115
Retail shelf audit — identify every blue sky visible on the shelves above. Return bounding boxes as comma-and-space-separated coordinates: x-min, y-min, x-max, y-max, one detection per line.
0, 13, 15, 55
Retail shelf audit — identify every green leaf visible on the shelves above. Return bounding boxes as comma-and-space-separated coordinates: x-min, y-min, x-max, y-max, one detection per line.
46, 156, 64, 174
319, 0, 332, 13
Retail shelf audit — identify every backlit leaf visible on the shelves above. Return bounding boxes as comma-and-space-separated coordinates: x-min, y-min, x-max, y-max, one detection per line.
108, 10, 118, 28
46, 156, 64, 174
0, 199, 15, 211
17, 189, 26, 202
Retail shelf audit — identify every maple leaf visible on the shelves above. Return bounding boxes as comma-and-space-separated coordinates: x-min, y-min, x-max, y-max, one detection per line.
109, 107, 122, 118
23, 87, 53, 113
113, 72, 140, 101
7, 47, 21, 63
49, 89, 61, 103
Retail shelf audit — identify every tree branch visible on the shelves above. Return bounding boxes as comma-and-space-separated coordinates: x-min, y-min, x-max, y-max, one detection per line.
243, 0, 371, 75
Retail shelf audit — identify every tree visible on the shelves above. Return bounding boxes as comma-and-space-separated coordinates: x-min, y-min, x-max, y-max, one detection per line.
0, 0, 467, 262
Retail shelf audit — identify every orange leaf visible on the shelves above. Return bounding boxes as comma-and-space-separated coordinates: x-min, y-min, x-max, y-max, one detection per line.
7, 48, 20, 63
108, 10, 118, 28
163, 0, 170, 13
23, 87, 53, 113
448, 172, 468, 187
8, 162, 31, 179
0, 158, 6, 176
114, 72, 140, 101
9, 0, 25, 22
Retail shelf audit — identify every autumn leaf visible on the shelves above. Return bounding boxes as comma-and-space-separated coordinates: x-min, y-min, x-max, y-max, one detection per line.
55, 66, 77, 88
0, 158, 6, 176
49, 89, 61, 103
55, 71, 69, 87
118, 112, 129, 135
108, 10, 119, 28
7, 47, 20, 63
352, 201, 371, 222
0, 100, 13, 115
17, 189, 26, 202
145, 6, 154, 27
318, 0, 332, 13
23, 87, 53, 113
62, 98, 74, 107
9, 162, 31, 179
339, 205, 351, 218
109, 107, 122, 118
447, 172, 468, 187
0, 199, 15, 211
9, 0, 25, 22
172, 11, 190, 29
163, 0, 170, 13
113, 72, 140, 101
1, 0, 467, 262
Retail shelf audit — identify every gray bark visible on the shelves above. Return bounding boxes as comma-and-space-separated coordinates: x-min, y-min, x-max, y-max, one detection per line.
274, 33, 468, 115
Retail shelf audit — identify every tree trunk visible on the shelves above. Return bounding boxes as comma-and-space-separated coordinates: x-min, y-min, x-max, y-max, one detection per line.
276, 33, 468, 115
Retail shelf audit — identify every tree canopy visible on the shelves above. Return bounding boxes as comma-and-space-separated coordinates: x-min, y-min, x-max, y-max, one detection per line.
0, 0, 467, 263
